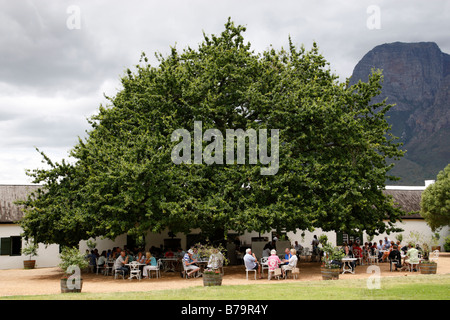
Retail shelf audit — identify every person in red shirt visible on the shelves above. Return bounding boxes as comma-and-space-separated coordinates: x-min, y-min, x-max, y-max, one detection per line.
353, 242, 363, 265
165, 248, 174, 258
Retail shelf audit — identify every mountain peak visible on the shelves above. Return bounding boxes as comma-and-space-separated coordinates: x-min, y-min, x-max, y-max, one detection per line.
350, 42, 450, 185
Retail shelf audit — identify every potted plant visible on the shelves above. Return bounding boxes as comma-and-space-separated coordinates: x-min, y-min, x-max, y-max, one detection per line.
203, 268, 223, 286
320, 242, 345, 280
58, 246, 89, 293
405, 231, 437, 274
21, 241, 38, 269
418, 243, 437, 275
192, 243, 228, 286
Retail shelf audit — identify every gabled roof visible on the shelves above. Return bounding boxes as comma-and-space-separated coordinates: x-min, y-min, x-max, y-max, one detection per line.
0, 185, 41, 223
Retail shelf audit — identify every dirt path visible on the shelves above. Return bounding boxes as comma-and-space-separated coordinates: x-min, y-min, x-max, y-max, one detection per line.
1, 253, 449, 297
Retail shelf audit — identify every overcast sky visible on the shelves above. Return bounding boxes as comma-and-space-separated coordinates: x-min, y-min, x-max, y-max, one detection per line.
1, 0, 449, 184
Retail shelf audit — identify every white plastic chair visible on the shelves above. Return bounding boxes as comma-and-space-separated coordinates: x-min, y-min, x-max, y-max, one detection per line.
146, 260, 162, 279
430, 250, 439, 263
289, 267, 300, 279
103, 260, 113, 276
245, 267, 257, 280
128, 261, 142, 280
114, 267, 126, 280
260, 257, 269, 276
95, 259, 104, 275
368, 249, 378, 265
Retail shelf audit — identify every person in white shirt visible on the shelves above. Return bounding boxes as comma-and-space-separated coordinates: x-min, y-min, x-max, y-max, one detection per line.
281, 249, 298, 278
243, 248, 262, 279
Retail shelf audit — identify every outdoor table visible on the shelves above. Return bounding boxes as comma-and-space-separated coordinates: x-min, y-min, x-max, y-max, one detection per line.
125, 263, 145, 269
341, 257, 357, 274
195, 259, 209, 274
160, 258, 178, 272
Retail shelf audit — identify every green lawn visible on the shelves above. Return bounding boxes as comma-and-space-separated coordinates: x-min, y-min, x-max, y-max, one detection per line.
2, 274, 449, 300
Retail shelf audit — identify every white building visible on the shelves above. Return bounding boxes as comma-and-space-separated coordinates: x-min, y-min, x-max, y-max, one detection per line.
0, 181, 448, 269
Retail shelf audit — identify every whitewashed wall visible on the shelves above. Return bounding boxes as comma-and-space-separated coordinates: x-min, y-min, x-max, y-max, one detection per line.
2, 220, 448, 270
0, 224, 60, 270
373, 219, 449, 248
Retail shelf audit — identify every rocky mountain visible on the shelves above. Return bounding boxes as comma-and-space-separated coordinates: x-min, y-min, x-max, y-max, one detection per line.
350, 42, 450, 186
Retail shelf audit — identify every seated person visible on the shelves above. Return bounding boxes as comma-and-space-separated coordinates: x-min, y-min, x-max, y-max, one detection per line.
405, 244, 420, 271
165, 248, 175, 258
97, 251, 107, 268
113, 250, 129, 276
352, 243, 363, 264
294, 241, 303, 254
281, 249, 298, 277
380, 241, 395, 262
207, 248, 224, 270
243, 248, 262, 279
267, 249, 282, 279
388, 245, 402, 271
142, 252, 158, 278
281, 248, 292, 265
183, 249, 200, 278
135, 251, 145, 264
343, 243, 356, 272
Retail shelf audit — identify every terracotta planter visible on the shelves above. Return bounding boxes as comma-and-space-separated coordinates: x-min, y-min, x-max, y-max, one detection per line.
419, 263, 437, 275
321, 267, 340, 280
203, 273, 223, 286
23, 260, 36, 269
60, 278, 83, 293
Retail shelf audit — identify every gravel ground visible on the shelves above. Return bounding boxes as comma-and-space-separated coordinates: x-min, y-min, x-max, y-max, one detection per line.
1, 253, 448, 297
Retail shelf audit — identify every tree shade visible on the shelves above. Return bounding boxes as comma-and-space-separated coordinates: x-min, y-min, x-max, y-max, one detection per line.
19, 19, 405, 246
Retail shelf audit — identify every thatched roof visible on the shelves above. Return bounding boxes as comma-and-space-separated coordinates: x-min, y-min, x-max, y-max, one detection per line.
382, 189, 423, 219
0, 185, 425, 223
0, 185, 41, 223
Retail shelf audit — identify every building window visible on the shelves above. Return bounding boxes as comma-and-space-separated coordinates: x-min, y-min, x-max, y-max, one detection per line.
0, 236, 22, 256
336, 232, 363, 246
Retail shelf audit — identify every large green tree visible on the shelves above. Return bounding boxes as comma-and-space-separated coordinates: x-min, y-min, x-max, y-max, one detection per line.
19, 20, 405, 246
421, 164, 450, 231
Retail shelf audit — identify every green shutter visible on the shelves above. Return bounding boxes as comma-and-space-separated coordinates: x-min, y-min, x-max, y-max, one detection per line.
336, 232, 343, 246
0, 237, 11, 256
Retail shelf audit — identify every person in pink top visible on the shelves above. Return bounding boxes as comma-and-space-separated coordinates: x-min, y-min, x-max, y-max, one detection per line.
267, 249, 282, 280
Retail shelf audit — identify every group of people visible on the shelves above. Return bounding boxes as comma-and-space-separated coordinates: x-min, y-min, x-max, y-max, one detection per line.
338, 237, 425, 272
85, 244, 227, 279
244, 247, 298, 279
84, 246, 185, 277
182, 247, 225, 278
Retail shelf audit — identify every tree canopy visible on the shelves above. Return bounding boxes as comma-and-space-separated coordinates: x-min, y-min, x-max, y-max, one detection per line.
421, 164, 450, 231
19, 19, 405, 246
